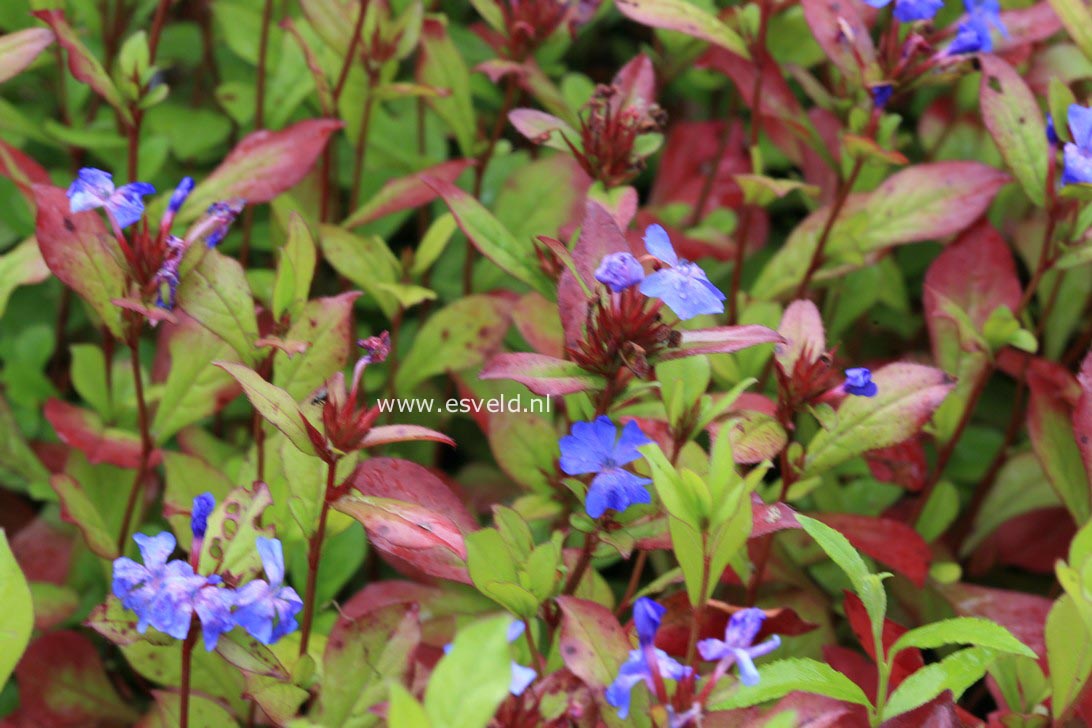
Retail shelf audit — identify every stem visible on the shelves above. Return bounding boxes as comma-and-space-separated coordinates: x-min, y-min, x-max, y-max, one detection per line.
254, 0, 274, 130
179, 618, 197, 728
333, 0, 367, 103
871, 650, 891, 725
299, 460, 336, 656
562, 531, 599, 595
117, 338, 153, 554
794, 157, 865, 299
147, 0, 171, 61
522, 619, 547, 673
348, 75, 377, 213
747, 446, 795, 603
615, 549, 648, 617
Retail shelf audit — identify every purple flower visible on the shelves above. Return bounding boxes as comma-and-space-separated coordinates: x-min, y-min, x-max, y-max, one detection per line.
559, 416, 653, 519
1062, 104, 1092, 186
168, 177, 195, 215
233, 537, 303, 645
605, 598, 691, 719
638, 225, 725, 320
67, 168, 156, 229
864, 0, 943, 22
191, 493, 215, 539
595, 252, 645, 292
111, 531, 236, 649
947, 0, 1007, 54
843, 367, 878, 397
697, 608, 781, 686
870, 83, 894, 110
1047, 114, 1059, 146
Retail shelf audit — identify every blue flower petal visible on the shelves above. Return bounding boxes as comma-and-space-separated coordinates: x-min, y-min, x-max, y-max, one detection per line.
725, 608, 766, 648
733, 648, 761, 686
698, 637, 730, 661
1069, 104, 1092, 149
509, 662, 537, 696
633, 598, 665, 648
559, 416, 616, 475
613, 420, 652, 465
67, 168, 114, 213
585, 468, 652, 518
641, 266, 726, 321
643, 224, 678, 266
191, 493, 215, 539
1063, 143, 1092, 185
193, 583, 236, 651
135, 532, 176, 570
107, 182, 155, 229
595, 252, 645, 292
256, 537, 286, 585
893, 0, 942, 22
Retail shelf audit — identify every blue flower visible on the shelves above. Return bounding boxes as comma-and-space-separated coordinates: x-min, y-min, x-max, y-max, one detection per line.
111, 531, 236, 649
844, 367, 878, 397
605, 598, 691, 719
1046, 114, 1059, 145
1062, 104, 1092, 186
66, 168, 155, 229
595, 252, 645, 292
191, 493, 215, 539
947, 0, 1007, 54
864, 0, 943, 22
870, 83, 894, 110
202, 199, 245, 248
638, 225, 725, 320
233, 537, 304, 645
697, 608, 781, 686
559, 416, 653, 519
168, 177, 195, 215
505, 620, 537, 695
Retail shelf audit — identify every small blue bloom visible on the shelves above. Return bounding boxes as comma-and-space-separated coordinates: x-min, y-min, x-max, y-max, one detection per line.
233, 537, 304, 645
112, 532, 177, 621
844, 367, 878, 397
870, 83, 894, 110
168, 177, 195, 215
559, 416, 653, 519
697, 608, 781, 686
638, 225, 725, 320
510, 662, 537, 696
1062, 104, 1092, 186
947, 0, 1007, 54
864, 0, 943, 22
202, 199, 245, 248
1046, 114, 1059, 145
191, 493, 215, 539
595, 252, 645, 292
67, 167, 156, 229
633, 597, 665, 648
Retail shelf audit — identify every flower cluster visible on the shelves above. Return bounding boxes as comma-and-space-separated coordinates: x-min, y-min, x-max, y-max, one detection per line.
66, 168, 244, 315
571, 84, 667, 188
559, 415, 653, 519
111, 494, 302, 649
947, 0, 1007, 55
864, 0, 943, 24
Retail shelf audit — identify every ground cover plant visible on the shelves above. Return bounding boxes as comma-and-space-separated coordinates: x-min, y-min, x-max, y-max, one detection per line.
1, 0, 1092, 725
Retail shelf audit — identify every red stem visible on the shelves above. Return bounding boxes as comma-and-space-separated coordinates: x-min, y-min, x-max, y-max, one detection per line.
299, 459, 336, 656
117, 337, 153, 554
179, 619, 197, 728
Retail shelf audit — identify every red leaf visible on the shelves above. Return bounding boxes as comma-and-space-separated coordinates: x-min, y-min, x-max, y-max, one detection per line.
347, 458, 477, 533
610, 53, 656, 111
843, 592, 924, 691
181, 119, 343, 219
31, 11, 129, 123
342, 159, 474, 228
1027, 362, 1090, 522
0, 28, 54, 84
44, 399, 159, 470
512, 292, 564, 358
555, 596, 633, 689
338, 580, 443, 622
558, 200, 631, 346
10, 518, 74, 585
0, 138, 52, 205
775, 299, 826, 374
707, 692, 859, 728
651, 593, 817, 658
332, 494, 470, 584
818, 513, 931, 586
479, 352, 603, 396
800, 0, 878, 83
969, 507, 1073, 575
1076, 348, 1092, 485
14, 631, 139, 727
33, 185, 127, 339
865, 438, 927, 492
659, 325, 784, 360
751, 495, 801, 538
360, 425, 455, 449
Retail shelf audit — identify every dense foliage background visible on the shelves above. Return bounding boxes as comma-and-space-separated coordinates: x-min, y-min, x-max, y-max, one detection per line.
1, 0, 1092, 726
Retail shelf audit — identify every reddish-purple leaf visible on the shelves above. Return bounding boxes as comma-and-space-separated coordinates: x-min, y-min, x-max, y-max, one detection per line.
31, 11, 129, 123
819, 513, 932, 586
14, 631, 139, 726
332, 493, 471, 584
707, 693, 856, 728
659, 325, 783, 360
775, 299, 826, 373
1075, 349, 1092, 485
33, 185, 127, 338
0, 138, 51, 206
979, 54, 1049, 206
653, 592, 817, 657
610, 53, 656, 111
341, 159, 474, 228
558, 201, 631, 346
480, 353, 604, 395
178, 119, 343, 222
865, 439, 928, 492
1027, 363, 1090, 522
555, 596, 632, 689
512, 292, 564, 358
998, 3, 1062, 50
11, 518, 74, 586
508, 109, 576, 151
712, 411, 788, 464
0, 28, 54, 84
347, 457, 476, 533
800, 0, 879, 84
843, 592, 924, 692
360, 425, 455, 449
751, 495, 801, 538
44, 399, 158, 470
938, 582, 1051, 660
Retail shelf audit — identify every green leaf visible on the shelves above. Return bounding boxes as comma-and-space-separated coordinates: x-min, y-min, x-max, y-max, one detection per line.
1047, 0, 1092, 63
0, 392, 50, 495
141, 691, 240, 728
177, 248, 259, 364
424, 615, 512, 728
488, 411, 560, 494
555, 596, 632, 689
1048, 78, 1077, 145
890, 618, 1036, 660
411, 213, 458, 276
272, 292, 359, 400
882, 648, 996, 721
797, 515, 887, 636
197, 481, 275, 582
272, 213, 317, 320
803, 363, 953, 477
979, 55, 1048, 207
427, 177, 555, 298
396, 295, 510, 394
614, 0, 751, 59
1047, 594, 1092, 720
50, 473, 117, 559
418, 16, 476, 157
0, 237, 49, 320
0, 529, 33, 688
466, 528, 539, 617
216, 361, 316, 456
710, 658, 871, 710
319, 225, 402, 319
86, 595, 173, 647
1027, 369, 1091, 523
215, 630, 289, 679
389, 683, 431, 728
